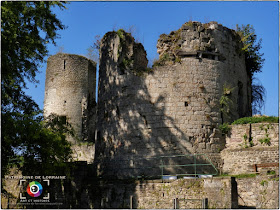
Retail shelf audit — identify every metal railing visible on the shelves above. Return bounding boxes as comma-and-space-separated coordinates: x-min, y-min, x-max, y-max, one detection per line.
157, 154, 218, 178
107, 153, 218, 179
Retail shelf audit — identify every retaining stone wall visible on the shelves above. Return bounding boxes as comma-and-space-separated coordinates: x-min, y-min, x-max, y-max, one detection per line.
225, 123, 279, 149
221, 147, 279, 174
98, 177, 235, 209
221, 123, 279, 175
91, 175, 278, 209
236, 175, 279, 209
2, 166, 278, 209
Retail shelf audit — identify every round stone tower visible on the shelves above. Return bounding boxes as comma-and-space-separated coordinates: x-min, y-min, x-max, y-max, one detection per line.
44, 53, 96, 162
156, 21, 251, 123
94, 22, 251, 178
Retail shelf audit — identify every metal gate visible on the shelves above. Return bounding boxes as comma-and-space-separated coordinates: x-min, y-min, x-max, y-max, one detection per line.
173, 198, 208, 209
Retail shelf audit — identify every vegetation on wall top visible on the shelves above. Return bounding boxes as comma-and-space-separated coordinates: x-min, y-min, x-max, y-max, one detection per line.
231, 116, 279, 125
114, 29, 151, 76
153, 28, 182, 67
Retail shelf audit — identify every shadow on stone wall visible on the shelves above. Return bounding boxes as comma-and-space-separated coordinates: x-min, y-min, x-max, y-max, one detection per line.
88, 31, 220, 208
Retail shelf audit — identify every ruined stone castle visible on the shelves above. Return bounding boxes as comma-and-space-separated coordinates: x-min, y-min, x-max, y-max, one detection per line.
43, 21, 276, 179
2, 21, 279, 210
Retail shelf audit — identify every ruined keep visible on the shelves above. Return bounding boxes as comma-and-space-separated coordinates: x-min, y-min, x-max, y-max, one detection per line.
94, 22, 251, 178
44, 21, 251, 178
44, 53, 96, 162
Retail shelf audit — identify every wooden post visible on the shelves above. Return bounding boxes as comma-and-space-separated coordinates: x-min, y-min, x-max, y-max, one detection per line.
173, 198, 179, 209
130, 195, 133, 209
202, 198, 208, 209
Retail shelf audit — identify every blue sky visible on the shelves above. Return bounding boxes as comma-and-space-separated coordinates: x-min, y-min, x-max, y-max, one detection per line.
25, 1, 279, 116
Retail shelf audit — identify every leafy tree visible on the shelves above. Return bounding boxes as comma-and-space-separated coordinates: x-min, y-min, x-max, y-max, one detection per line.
236, 24, 265, 114
251, 77, 266, 115
2, 1, 66, 112
1, 1, 72, 177
2, 113, 73, 176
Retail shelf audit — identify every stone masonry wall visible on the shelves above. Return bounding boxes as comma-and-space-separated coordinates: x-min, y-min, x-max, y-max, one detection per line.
221, 123, 279, 174
95, 22, 250, 178
2, 168, 278, 209
221, 147, 279, 175
236, 175, 279, 209
93, 175, 278, 209
1, 168, 22, 209
44, 53, 96, 162
97, 177, 236, 209
224, 123, 279, 149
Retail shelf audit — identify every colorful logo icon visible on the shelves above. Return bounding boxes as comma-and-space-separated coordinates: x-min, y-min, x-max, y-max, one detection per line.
27, 181, 43, 197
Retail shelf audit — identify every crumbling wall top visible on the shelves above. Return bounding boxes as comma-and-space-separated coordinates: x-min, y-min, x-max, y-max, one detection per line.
156, 21, 243, 65
100, 29, 148, 75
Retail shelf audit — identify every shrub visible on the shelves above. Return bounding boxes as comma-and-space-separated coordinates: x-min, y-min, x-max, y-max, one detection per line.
260, 180, 268, 186
267, 170, 276, 175
258, 137, 271, 146
219, 84, 235, 122
219, 123, 231, 135
232, 116, 279, 125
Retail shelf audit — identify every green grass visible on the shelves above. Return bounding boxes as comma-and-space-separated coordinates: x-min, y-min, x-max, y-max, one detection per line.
232, 116, 279, 125
232, 173, 258, 178
218, 173, 258, 178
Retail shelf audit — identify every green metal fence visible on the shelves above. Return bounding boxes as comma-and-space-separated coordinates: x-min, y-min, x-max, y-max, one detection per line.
111, 153, 219, 179
158, 153, 218, 178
